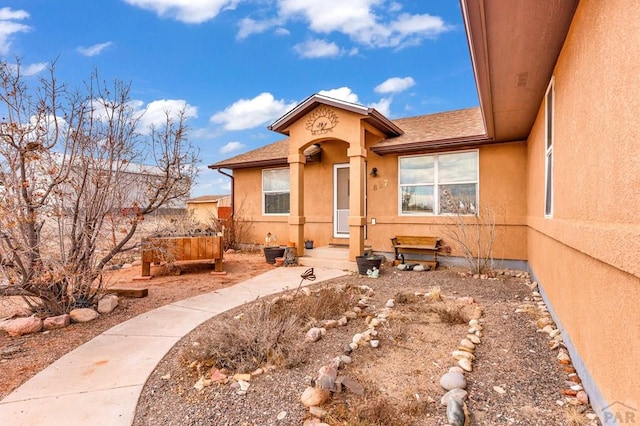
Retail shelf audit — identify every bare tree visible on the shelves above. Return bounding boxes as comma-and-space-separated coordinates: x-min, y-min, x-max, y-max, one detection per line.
441, 188, 496, 275
0, 60, 198, 315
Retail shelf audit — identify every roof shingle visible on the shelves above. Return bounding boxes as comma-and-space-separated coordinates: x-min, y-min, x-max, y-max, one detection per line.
209, 107, 487, 169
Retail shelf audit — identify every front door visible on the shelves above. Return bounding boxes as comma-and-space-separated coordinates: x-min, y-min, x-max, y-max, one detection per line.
334, 164, 349, 238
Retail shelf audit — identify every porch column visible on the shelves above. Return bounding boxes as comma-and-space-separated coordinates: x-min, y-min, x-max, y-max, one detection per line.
288, 154, 306, 255
347, 146, 366, 261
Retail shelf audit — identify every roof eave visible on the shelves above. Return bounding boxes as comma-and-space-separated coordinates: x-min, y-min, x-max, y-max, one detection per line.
268, 94, 403, 137
209, 158, 288, 171
370, 135, 494, 155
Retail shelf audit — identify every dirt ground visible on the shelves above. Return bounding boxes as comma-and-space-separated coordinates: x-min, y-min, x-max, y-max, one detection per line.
0, 251, 272, 400
1, 253, 600, 425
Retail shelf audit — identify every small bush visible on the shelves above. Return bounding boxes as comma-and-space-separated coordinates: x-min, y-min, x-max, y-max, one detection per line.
182, 284, 362, 374
427, 304, 470, 324
184, 302, 305, 373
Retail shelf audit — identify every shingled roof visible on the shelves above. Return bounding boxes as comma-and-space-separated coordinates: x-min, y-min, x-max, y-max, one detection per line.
209, 138, 289, 170
209, 107, 487, 170
371, 107, 487, 155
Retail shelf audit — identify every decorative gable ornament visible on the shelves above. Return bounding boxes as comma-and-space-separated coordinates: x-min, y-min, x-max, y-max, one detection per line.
305, 107, 339, 135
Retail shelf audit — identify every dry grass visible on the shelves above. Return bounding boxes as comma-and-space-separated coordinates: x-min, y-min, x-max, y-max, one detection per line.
326, 392, 433, 426
426, 303, 470, 324
181, 284, 362, 373
565, 406, 590, 426
426, 285, 442, 302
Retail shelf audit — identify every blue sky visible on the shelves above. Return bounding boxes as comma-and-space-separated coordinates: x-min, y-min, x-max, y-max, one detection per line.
1, 0, 478, 196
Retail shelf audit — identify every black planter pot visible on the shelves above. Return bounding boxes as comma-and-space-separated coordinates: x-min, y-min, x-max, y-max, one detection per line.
304, 240, 314, 249
355, 255, 383, 275
264, 247, 286, 264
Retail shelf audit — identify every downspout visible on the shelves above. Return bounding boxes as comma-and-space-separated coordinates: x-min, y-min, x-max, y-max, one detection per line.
215, 168, 234, 219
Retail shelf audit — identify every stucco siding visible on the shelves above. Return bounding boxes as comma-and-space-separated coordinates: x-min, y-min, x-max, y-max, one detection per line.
232, 141, 528, 261
527, 0, 640, 412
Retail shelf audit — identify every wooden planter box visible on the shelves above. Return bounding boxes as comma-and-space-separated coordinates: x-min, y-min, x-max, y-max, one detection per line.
141, 236, 224, 276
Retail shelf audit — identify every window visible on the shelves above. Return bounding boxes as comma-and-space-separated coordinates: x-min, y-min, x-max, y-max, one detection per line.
399, 151, 478, 215
544, 79, 554, 217
263, 168, 290, 215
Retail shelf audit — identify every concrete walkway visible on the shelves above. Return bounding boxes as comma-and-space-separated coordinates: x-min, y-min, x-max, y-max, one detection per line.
0, 266, 348, 426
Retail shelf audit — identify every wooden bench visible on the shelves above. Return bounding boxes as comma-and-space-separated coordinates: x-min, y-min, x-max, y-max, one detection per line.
390, 235, 441, 269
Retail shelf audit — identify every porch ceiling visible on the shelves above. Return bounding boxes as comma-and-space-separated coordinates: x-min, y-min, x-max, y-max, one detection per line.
462, 0, 578, 142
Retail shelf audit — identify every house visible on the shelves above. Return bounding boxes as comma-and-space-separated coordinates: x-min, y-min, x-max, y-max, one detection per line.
210, 0, 640, 418
186, 194, 232, 225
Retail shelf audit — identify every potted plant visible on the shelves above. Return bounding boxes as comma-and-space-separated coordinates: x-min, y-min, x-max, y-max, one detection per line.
304, 240, 314, 249
264, 246, 286, 264
263, 232, 285, 264
355, 252, 384, 275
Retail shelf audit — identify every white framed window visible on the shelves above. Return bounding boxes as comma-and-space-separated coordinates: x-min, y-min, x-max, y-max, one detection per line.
399, 150, 478, 215
544, 79, 554, 217
262, 168, 290, 215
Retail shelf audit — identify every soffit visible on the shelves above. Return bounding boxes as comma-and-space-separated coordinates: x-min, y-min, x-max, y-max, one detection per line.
462, 0, 578, 142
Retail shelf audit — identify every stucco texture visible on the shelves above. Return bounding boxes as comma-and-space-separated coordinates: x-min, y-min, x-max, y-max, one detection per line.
526, 0, 640, 411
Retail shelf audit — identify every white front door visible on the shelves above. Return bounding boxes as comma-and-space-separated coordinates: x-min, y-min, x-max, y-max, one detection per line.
334, 164, 349, 238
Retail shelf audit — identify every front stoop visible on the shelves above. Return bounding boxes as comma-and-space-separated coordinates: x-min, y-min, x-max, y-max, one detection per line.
298, 246, 358, 272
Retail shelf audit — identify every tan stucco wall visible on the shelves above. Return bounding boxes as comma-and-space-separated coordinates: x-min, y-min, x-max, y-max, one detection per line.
232, 140, 528, 262
364, 142, 528, 260
526, 0, 640, 411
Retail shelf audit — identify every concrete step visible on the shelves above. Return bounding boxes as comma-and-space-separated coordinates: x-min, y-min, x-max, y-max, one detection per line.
297, 256, 358, 273
303, 246, 350, 260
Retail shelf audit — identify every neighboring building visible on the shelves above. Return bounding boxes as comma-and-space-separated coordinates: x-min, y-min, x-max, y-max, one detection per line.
186, 195, 231, 225
210, 0, 639, 418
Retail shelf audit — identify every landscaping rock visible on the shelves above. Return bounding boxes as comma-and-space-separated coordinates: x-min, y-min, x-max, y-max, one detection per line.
457, 358, 473, 372
305, 327, 326, 343
4, 316, 42, 336
69, 308, 99, 323
440, 371, 467, 390
98, 294, 119, 314
446, 396, 468, 426
441, 388, 468, 405
43, 314, 70, 330
301, 386, 330, 407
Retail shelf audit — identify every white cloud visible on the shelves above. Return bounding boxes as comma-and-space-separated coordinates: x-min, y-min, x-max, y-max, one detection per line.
7, 61, 47, 76
276, 0, 451, 48
293, 39, 341, 58
0, 7, 30, 55
374, 76, 415, 94
219, 141, 245, 153
23, 62, 47, 76
318, 87, 359, 104
237, 17, 276, 39
210, 92, 297, 131
123, 0, 240, 24
369, 97, 392, 116
133, 99, 198, 133
77, 42, 113, 57
192, 166, 232, 196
